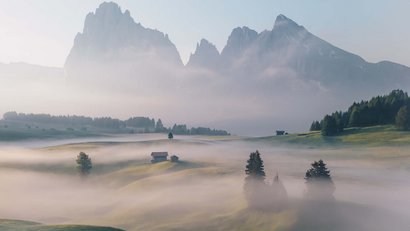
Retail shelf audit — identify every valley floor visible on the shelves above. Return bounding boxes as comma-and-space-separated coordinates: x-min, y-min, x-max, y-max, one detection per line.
1, 127, 410, 230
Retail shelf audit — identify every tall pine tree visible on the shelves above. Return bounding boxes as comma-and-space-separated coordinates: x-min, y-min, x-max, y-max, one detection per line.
76, 152, 92, 177
321, 115, 337, 136
310, 121, 321, 131
244, 150, 267, 209
305, 160, 335, 199
245, 150, 266, 180
396, 105, 410, 131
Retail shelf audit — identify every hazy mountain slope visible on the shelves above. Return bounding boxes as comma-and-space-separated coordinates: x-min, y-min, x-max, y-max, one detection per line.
64, 2, 182, 84
191, 14, 410, 96
59, 2, 410, 134
187, 39, 220, 69
64, 2, 410, 95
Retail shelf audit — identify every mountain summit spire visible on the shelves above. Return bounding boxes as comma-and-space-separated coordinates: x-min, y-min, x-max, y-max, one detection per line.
187, 39, 220, 68
273, 14, 303, 30
65, 1, 182, 81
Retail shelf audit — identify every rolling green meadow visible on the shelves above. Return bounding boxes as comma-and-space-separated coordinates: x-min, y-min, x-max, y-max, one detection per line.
1, 125, 410, 230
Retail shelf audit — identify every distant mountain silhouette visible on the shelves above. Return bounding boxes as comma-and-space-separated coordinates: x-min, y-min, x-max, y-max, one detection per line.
65, 2, 182, 83
189, 14, 410, 96
187, 39, 220, 69
58, 1, 410, 134
65, 2, 410, 96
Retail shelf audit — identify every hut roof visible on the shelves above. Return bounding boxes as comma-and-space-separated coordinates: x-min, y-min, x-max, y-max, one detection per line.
151, 152, 168, 157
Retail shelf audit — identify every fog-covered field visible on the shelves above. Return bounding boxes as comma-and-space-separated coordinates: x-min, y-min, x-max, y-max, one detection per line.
1, 134, 410, 230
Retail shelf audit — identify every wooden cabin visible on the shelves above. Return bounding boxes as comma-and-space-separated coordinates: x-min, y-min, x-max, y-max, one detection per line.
151, 152, 168, 163
276, 130, 285, 136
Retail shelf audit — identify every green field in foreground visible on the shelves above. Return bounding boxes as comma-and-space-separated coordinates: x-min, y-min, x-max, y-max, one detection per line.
0, 219, 124, 231
254, 125, 410, 147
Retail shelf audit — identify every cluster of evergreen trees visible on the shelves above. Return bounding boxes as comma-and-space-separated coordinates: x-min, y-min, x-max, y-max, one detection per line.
310, 90, 410, 135
170, 124, 229, 136
244, 151, 334, 211
2, 112, 230, 136
3, 112, 154, 130
243, 151, 287, 211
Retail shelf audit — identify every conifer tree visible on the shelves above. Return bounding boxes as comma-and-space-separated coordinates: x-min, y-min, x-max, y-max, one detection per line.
305, 159, 335, 199
76, 152, 92, 176
245, 150, 265, 180
244, 150, 266, 208
155, 119, 165, 132
396, 105, 410, 131
305, 160, 332, 182
310, 120, 321, 131
321, 115, 337, 136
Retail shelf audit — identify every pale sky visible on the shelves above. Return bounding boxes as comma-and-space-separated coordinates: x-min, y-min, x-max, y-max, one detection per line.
0, 0, 409, 67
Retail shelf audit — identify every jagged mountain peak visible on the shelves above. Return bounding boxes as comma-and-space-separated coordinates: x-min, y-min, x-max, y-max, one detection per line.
65, 1, 183, 80
221, 26, 258, 59
187, 38, 220, 68
95, 1, 122, 15
199, 38, 211, 45
82, 1, 136, 36
273, 14, 305, 31
196, 39, 218, 51
230, 26, 258, 39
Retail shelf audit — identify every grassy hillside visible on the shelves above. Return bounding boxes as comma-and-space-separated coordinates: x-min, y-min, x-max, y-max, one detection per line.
3, 129, 410, 230
0, 120, 102, 141
254, 125, 410, 147
0, 219, 124, 231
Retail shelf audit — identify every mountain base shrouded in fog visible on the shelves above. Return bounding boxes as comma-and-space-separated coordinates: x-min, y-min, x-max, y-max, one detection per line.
0, 2, 409, 135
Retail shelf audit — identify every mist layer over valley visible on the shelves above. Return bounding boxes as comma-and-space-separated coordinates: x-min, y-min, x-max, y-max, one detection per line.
1, 134, 410, 230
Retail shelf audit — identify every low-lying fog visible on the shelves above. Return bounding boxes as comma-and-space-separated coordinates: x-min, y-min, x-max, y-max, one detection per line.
1, 135, 410, 230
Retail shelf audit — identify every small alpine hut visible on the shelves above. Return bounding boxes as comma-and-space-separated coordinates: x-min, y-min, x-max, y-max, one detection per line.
151, 152, 168, 163
276, 130, 287, 136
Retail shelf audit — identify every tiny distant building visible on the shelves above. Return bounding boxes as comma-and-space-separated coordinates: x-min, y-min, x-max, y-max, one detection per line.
151, 152, 168, 163
170, 155, 179, 162
276, 130, 286, 136
168, 132, 174, 139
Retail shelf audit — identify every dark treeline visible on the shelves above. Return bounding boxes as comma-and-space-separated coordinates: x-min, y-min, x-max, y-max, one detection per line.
170, 124, 229, 136
2, 112, 230, 136
310, 90, 410, 135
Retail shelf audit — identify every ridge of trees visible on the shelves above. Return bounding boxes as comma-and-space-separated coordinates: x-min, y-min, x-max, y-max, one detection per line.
310, 89, 410, 136
2, 112, 229, 136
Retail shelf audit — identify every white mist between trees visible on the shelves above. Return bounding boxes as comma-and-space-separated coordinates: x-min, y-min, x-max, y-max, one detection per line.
0, 136, 410, 230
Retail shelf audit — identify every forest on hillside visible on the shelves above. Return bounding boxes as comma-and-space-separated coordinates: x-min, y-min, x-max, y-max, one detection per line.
2, 112, 230, 136
311, 90, 410, 135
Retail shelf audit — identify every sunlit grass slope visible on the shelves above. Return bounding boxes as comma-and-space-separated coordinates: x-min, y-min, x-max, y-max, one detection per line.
256, 125, 410, 147
102, 160, 213, 187
0, 219, 124, 231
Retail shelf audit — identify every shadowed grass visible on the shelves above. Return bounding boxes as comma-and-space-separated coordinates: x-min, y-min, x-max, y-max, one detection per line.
0, 219, 124, 231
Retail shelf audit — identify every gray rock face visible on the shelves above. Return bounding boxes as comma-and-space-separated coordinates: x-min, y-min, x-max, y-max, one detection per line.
221, 26, 258, 62
66, 2, 410, 96
190, 14, 410, 96
65, 2, 182, 81
62, 3, 410, 134
187, 39, 220, 69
